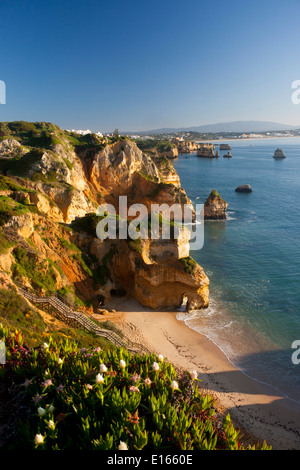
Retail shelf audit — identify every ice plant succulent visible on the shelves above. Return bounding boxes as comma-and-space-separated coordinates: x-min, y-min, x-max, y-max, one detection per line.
119, 359, 126, 369
118, 441, 128, 450
152, 362, 159, 372
37, 407, 46, 417
95, 373, 104, 384
99, 364, 107, 373
190, 370, 198, 380
170, 380, 179, 391
48, 420, 55, 430
34, 434, 44, 446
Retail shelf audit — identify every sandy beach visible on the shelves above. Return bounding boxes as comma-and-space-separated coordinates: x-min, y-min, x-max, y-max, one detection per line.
96, 297, 300, 450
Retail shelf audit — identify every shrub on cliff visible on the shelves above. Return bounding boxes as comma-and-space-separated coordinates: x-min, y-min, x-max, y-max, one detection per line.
0, 326, 270, 450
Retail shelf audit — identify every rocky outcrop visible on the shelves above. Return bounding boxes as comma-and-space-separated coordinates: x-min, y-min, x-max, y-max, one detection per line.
0, 139, 28, 158
235, 184, 252, 193
204, 189, 228, 220
197, 144, 216, 158
161, 147, 178, 159
273, 148, 286, 159
0, 123, 210, 312
109, 238, 209, 311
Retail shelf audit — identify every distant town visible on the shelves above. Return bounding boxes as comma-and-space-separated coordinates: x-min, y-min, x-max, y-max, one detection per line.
66, 127, 300, 143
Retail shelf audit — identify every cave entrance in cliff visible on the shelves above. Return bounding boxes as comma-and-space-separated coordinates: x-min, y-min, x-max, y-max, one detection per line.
178, 293, 188, 312
110, 288, 127, 298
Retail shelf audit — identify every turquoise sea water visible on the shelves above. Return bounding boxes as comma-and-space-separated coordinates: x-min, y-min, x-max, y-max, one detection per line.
173, 137, 300, 403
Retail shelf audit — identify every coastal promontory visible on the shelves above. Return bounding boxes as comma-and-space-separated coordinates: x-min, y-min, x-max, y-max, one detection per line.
0, 121, 209, 313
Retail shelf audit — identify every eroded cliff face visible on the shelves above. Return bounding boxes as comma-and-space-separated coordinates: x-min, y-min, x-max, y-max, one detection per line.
0, 123, 209, 311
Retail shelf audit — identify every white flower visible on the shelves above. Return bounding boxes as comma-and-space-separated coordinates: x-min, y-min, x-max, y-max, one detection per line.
170, 380, 179, 391
37, 407, 46, 417
190, 370, 198, 380
34, 434, 44, 446
58, 358, 63, 364
99, 364, 107, 373
158, 354, 164, 362
48, 420, 55, 430
95, 373, 104, 384
152, 362, 159, 372
43, 343, 49, 349
48, 405, 54, 413
118, 441, 128, 450
119, 360, 126, 369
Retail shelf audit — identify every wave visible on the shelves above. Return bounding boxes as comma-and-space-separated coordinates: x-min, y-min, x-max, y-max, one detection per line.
176, 305, 300, 405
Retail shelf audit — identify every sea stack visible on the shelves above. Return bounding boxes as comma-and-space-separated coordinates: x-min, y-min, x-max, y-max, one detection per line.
204, 189, 228, 219
273, 148, 286, 159
235, 184, 252, 193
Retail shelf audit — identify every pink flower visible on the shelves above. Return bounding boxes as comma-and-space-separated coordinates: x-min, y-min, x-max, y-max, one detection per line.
130, 373, 140, 383
94, 347, 102, 353
32, 394, 43, 404
42, 379, 53, 388
56, 384, 64, 392
144, 378, 151, 386
22, 378, 32, 388
129, 386, 139, 393
86, 384, 93, 390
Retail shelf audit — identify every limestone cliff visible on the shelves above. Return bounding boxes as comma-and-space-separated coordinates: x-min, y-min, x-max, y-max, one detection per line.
0, 121, 209, 312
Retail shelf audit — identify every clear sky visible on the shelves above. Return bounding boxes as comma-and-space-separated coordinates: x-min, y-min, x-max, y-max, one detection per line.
1, 0, 300, 132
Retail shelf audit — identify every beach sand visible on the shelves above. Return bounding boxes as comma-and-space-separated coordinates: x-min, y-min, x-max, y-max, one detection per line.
96, 297, 300, 450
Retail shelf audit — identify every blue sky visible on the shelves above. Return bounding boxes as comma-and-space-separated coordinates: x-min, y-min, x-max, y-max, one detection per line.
1, 0, 300, 132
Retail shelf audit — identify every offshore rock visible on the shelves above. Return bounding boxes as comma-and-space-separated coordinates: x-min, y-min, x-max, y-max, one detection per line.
204, 189, 228, 220
235, 184, 252, 193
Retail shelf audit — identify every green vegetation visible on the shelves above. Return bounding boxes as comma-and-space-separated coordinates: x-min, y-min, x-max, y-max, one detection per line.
11, 246, 59, 294
135, 139, 175, 154
71, 212, 102, 236
0, 194, 32, 226
210, 188, 221, 199
0, 175, 31, 192
0, 228, 14, 254
179, 256, 198, 275
0, 289, 111, 349
128, 237, 142, 253
138, 170, 159, 183
0, 326, 271, 450
0, 121, 64, 148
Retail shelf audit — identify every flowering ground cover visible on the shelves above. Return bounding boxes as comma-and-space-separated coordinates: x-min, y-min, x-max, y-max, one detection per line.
0, 324, 270, 450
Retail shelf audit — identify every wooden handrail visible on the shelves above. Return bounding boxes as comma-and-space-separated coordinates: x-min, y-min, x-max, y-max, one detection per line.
14, 282, 151, 355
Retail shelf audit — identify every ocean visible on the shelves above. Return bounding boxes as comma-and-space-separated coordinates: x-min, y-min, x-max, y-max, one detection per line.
173, 137, 300, 403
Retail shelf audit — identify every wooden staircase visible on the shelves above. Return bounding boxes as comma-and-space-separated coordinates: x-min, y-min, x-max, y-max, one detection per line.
15, 283, 151, 355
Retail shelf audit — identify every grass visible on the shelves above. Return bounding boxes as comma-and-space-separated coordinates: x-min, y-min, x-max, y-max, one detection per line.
11, 246, 59, 294
0, 228, 14, 254
0, 194, 31, 226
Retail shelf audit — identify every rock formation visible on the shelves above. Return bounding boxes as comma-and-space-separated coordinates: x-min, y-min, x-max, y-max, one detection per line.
273, 148, 286, 159
235, 184, 252, 193
204, 189, 228, 220
0, 122, 210, 312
